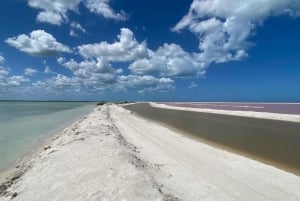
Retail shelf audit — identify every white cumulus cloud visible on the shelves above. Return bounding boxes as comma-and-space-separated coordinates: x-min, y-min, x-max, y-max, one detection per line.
0, 55, 5, 64
84, 0, 127, 21
70, 22, 86, 37
188, 81, 198, 89
173, 0, 300, 65
0, 67, 8, 76
0, 67, 8, 88
117, 75, 174, 93
78, 28, 148, 62
0, 67, 30, 89
36, 11, 64, 25
28, 0, 127, 25
5, 30, 72, 56
24, 68, 38, 76
58, 57, 117, 84
31, 74, 83, 96
7, 76, 30, 87
56, 55, 175, 94
129, 43, 206, 77
78, 28, 206, 77
44, 66, 54, 74
28, 0, 80, 25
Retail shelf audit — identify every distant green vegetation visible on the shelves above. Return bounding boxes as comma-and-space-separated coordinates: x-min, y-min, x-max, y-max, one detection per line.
96, 101, 135, 106
96, 102, 106, 106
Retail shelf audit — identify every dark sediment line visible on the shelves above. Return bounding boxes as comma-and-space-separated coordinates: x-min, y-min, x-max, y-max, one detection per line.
124, 103, 300, 175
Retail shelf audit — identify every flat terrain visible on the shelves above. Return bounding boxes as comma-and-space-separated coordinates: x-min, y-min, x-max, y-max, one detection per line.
1, 104, 299, 201
125, 103, 300, 175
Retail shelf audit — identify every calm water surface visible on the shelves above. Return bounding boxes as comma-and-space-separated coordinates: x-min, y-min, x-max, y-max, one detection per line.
125, 103, 300, 175
0, 102, 94, 172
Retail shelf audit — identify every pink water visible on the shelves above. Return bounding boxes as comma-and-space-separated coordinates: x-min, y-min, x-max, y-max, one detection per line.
162, 102, 300, 115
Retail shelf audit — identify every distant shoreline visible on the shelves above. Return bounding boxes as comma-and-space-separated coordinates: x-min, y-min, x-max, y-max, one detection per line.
150, 102, 300, 122
158, 101, 300, 104
1, 100, 300, 104
0, 100, 96, 102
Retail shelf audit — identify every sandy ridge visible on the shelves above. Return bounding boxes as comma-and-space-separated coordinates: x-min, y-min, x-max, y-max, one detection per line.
0, 105, 178, 201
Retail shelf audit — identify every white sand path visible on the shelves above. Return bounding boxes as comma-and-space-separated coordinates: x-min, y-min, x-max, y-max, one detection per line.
0, 106, 165, 201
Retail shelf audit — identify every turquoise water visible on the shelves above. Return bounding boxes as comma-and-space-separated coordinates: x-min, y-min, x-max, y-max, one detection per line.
0, 102, 94, 172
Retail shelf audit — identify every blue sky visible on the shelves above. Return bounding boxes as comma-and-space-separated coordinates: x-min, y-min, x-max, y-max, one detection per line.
0, 0, 299, 101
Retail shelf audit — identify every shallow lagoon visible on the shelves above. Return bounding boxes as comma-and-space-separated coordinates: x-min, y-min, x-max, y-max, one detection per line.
0, 102, 94, 172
